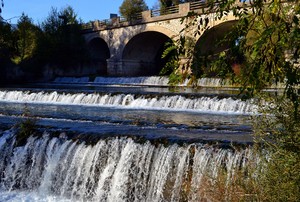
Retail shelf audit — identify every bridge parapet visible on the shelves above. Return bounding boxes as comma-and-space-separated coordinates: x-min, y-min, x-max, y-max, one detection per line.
82, 1, 241, 32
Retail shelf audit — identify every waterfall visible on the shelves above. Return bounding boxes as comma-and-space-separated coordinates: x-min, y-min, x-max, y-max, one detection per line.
0, 130, 256, 201
0, 90, 256, 114
196, 78, 232, 87
52, 76, 234, 87
94, 76, 169, 86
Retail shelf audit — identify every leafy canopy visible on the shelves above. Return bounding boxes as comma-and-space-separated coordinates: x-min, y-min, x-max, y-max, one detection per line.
119, 0, 148, 21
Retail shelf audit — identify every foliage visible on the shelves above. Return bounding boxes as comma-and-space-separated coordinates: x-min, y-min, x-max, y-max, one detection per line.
0, 20, 15, 83
253, 97, 300, 201
119, 0, 148, 21
190, 0, 300, 102
160, 41, 179, 75
15, 118, 37, 147
13, 104, 38, 147
0, 5, 90, 82
18, 118, 37, 138
13, 14, 40, 65
160, 35, 195, 85
38, 6, 88, 69
0, 21, 15, 61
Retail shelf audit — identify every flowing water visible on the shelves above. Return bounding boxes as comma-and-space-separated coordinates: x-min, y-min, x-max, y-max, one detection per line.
0, 77, 257, 201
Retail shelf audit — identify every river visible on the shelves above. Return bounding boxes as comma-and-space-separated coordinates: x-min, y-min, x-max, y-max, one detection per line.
0, 76, 257, 201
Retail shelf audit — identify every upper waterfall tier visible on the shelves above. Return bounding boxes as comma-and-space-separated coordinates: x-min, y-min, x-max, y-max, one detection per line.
53, 76, 232, 87
0, 90, 256, 114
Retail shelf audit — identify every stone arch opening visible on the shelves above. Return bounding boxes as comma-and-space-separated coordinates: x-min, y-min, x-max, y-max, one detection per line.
192, 20, 238, 76
122, 31, 172, 76
195, 20, 238, 56
88, 37, 110, 75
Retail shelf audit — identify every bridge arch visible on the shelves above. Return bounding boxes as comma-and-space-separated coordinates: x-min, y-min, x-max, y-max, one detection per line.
195, 20, 238, 56
87, 37, 110, 75
192, 20, 238, 76
121, 31, 173, 76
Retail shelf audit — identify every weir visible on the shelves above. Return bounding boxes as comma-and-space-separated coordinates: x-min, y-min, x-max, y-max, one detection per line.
53, 76, 233, 87
0, 129, 257, 201
0, 90, 256, 114
0, 76, 258, 201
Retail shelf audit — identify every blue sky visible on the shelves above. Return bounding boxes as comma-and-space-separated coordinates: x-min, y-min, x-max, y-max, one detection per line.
1, 0, 159, 24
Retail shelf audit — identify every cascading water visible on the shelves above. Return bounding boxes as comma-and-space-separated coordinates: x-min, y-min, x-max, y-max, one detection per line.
94, 76, 169, 86
53, 76, 233, 87
0, 129, 256, 202
0, 76, 261, 201
0, 90, 256, 114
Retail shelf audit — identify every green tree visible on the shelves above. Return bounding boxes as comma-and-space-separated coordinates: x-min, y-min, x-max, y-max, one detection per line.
38, 6, 87, 69
14, 13, 40, 64
0, 20, 15, 83
0, 20, 15, 60
119, 0, 148, 22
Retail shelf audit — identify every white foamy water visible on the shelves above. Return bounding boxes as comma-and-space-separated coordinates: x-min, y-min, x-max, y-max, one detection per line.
94, 76, 169, 86
0, 90, 257, 114
0, 130, 256, 201
0, 190, 75, 202
53, 76, 233, 87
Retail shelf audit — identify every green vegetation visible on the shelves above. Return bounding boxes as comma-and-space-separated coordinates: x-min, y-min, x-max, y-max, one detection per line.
119, 0, 148, 21
13, 14, 40, 65
38, 6, 88, 69
163, 0, 300, 200
15, 118, 37, 147
253, 97, 300, 201
160, 36, 195, 85
0, 19, 15, 62
0, 6, 89, 82
15, 104, 38, 147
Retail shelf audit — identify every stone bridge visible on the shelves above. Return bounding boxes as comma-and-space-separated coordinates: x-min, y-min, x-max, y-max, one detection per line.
82, 1, 240, 76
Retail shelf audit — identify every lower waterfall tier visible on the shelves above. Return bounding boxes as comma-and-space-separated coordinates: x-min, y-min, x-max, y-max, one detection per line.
0, 129, 258, 202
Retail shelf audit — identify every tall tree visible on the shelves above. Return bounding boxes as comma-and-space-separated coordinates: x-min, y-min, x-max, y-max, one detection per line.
38, 6, 87, 68
119, 0, 148, 22
14, 13, 39, 63
0, 20, 14, 61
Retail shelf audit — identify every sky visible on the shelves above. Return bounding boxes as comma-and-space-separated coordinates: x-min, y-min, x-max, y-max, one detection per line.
1, 0, 159, 24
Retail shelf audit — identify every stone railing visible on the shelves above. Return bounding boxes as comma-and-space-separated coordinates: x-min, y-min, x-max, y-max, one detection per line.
82, 0, 242, 31
150, 5, 180, 17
